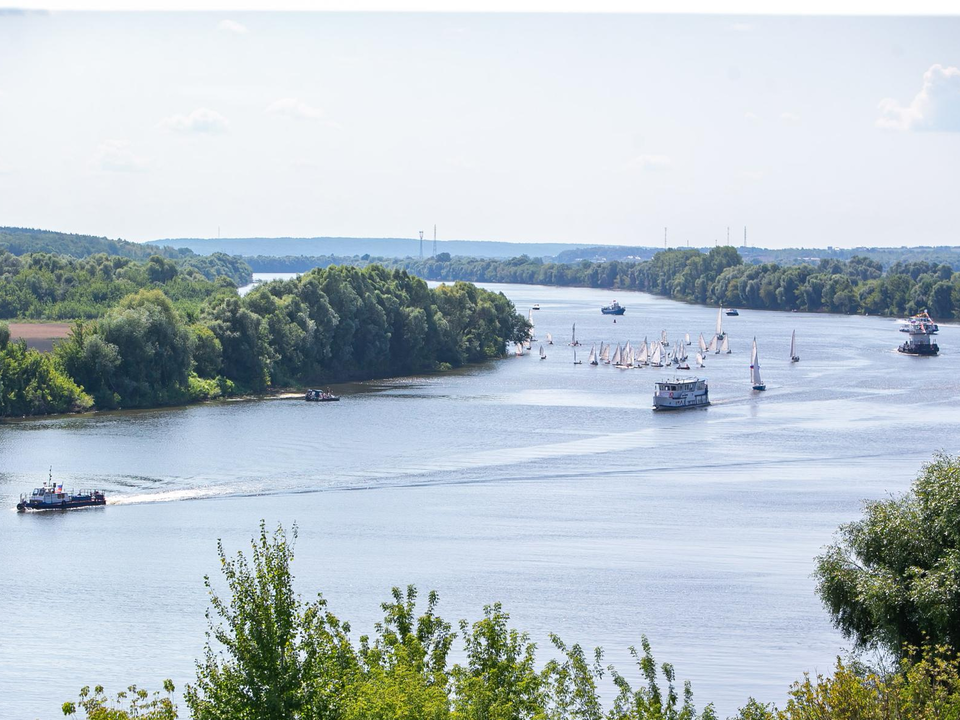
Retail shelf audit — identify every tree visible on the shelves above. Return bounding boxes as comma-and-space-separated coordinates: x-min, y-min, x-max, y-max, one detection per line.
816, 453, 960, 656
62, 681, 178, 719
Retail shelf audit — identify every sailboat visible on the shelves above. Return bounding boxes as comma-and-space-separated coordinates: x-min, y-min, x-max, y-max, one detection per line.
706, 335, 718, 354
636, 340, 648, 366
589, 344, 598, 365
514, 342, 524, 356
611, 343, 622, 367
661, 329, 668, 345
546, 333, 553, 345
570, 323, 580, 347
625, 346, 634, 368
678, 341, 688, 363
573, 349, 582, 365
677, 345, 690, 369
720, 336, 730, 354
650, 342, 663, 367
696, 351, 705, 368
750, 337, 765, 391
698, 333, 707, 353
539, 345, 546, 360
600, 343, 611, 364
715, 308, 725, 340
528, 308, 536, 341
685, 332, 691, 346
524, 338, 532, 350
790, 330, 800, 363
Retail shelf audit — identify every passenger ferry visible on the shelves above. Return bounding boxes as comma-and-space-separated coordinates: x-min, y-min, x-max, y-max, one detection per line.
899, 310, 939, 335
17, 471, 106, 512
653, 377, 710, 410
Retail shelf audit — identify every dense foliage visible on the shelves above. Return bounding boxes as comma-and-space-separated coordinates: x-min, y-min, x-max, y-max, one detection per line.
0, 251, 248, 320
815, 453, 960, 657
0, 226, 192, 260
387, 248, 960, 318
0, 263, 527, 415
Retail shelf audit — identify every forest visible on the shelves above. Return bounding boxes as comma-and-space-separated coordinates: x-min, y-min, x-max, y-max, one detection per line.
0, 263, 529, 417
61, 454, 960, 720
387, 248, 960, 318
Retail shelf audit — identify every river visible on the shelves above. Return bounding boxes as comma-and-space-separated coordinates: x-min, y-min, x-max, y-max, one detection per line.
3, 281, 957, 719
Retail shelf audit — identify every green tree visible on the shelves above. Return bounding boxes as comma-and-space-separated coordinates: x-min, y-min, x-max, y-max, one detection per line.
62, 681, 178, 719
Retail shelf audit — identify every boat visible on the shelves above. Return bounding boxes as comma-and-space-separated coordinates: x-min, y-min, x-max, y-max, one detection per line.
600, 343, 611, 364
698, 333, 707, 354
588, 344, 598, 365
790, 330, 800, 363
17, 470, 106, 512
540, 345, 547, 360
306, 389, 340, 402
611, 343, 622, 366
601, 300, 626, 315
695, 352, 705, 368
685, 332, 691, 346
898, 312, 940, 356
720, 336, 730, 354
715, 308, 726, 340
706, 335, 718, 354
532, 304, 541, 310
726, 308, 740, 316
527, 309, 536, 342
546, 333, 553, 345
570, 323, 581, 347
653, 377, 710, 410
636, 340, 648, 366
649, 342, 663, 368
514, 342, 524, 356
623, 341, 633, 367
573, 349, 582, 365
750, 337, 765, 391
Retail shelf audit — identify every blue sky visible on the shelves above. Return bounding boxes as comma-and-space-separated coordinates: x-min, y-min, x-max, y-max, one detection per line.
0, 12, 958, 248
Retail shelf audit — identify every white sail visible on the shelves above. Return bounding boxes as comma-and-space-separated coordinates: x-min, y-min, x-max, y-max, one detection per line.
589, 344, 598, 365
571, 323, 577, 345
716, 308, 723, 337
706, 335, 718, 353
601, 343, 610, 363
650, 342, 662, 366
612, 343, 622, 365
539, 344, 546, 359
685, 332, 691, 345
751, 337, 763, 387
661, 329, 668, 344
624, 341, 632, 359
696, 351, 705, 367
546, 332, 553, 345
720, 336, 730, 354
515, 342, 524, 356
698, 333, 707, 353
790, 330, 796, 359
678, 342, 688, 362
636, 342, 648, 365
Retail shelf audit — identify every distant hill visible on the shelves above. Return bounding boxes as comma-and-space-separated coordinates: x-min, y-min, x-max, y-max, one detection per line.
1, 226, 192, 260
147, 236, 596, 260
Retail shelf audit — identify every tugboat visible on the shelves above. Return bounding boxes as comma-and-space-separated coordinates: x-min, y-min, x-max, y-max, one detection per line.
653, 377, 710, 410
601, 300, 626, 316
305, 389, 340, 402
17, 470, 106, 512
898, 311, 939, 356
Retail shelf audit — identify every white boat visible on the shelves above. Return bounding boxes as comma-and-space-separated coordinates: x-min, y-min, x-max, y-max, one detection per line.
570, 323, 580, 347
720, 336, 730, 354
612, 343, 622, 366
539, 345, 546, 360
573, 349, 582, 365
716, 308, 725, 340
660, 329, 668, 345
698, 333, 707, 353
696, 351, 705, 368
532, 304, 541, 310
685, 332, 691, 346
601, 343, 611, 364
546, 333, 553, 345
653, 377, 710, 410
623, 341, 633, 365
650, 342, 663, 367
751, 337, 765, 391
514, 342, 524, 356
790, 330, 799, 362
706, 335, 718, 354
588, 344, 598, 365
636, 341, 648, 366
678, 342, 688, 362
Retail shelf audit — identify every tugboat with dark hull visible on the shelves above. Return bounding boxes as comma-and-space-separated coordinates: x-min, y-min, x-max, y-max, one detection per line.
601, 300, 626, 316
17, 471, 106, 512
898, 310, 940, 356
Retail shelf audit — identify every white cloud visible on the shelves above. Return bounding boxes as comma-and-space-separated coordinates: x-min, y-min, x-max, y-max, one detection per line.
217, 19, 248, 35
877, 64, 960, 132
158, 108, 229, 134
265, 97, 325, 121
629, 154, 672, 171
744, 111, 760, 122
780, 112, 800, 123
95, 140, 149, 173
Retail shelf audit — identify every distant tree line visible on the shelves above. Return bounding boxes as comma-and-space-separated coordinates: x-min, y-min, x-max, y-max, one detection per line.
387, 248, 960, 318
62, 455, 960, 719
0, 264, 528, 416
0, 251, 249, 320
1, 226, 198, 261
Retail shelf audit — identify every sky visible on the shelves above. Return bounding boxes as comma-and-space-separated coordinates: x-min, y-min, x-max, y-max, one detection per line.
0, 11, 958, 248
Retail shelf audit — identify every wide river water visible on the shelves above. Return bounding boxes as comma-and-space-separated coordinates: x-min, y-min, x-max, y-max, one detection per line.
3, 281, 958, 719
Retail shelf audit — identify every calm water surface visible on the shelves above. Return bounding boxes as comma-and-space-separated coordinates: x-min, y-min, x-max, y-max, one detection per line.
3, 282, 959, 719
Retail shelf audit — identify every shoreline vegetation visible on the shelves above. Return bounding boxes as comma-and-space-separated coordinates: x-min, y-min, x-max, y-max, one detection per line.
0, 264, 529, 418
63, 455, 960, 720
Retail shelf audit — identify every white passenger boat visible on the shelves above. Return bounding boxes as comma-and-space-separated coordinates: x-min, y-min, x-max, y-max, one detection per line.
653, 377, 710, 410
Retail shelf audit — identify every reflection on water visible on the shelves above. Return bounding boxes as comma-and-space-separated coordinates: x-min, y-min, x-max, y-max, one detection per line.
1, 282, 958, 718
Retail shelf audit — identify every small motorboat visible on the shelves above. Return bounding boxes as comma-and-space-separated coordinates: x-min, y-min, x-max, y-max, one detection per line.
532, 304, 541, 310
305, 389, 340, 402
726, 308, 740, 316
17, 470, 106, 512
